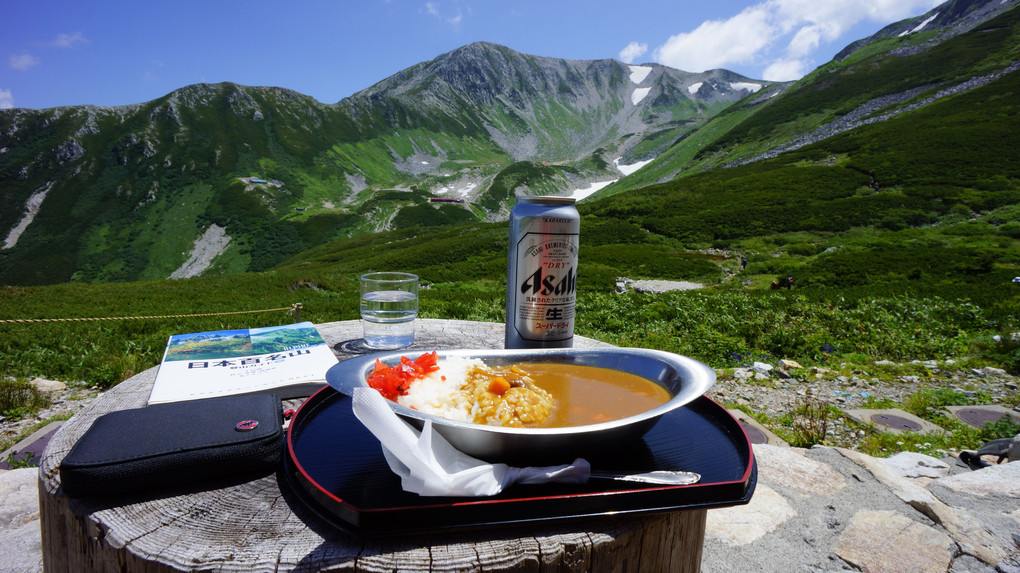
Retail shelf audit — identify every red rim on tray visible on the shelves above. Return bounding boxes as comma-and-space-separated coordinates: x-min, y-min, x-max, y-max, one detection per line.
284, 386, 756, 536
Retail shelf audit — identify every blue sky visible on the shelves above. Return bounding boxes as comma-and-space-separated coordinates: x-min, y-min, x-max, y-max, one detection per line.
0, 0, 944, 110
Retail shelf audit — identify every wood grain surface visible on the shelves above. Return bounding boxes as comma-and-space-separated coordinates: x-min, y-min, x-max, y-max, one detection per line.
39, 319, 706, 572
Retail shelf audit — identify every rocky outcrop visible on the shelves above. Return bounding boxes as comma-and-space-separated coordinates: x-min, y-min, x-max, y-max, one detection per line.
169, 224, 231, 279
7, 441, 1015, 573
346, 41, 768, 161
727, 60, 1020, 169
54, 138, 83, 164
2, 182, 53, 250
834, 0, 1019, 61
702, 445, 1020, 572
712, 359, 1019, 450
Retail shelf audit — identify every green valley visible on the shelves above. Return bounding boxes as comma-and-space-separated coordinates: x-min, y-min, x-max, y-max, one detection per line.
2, 0, 1020, 456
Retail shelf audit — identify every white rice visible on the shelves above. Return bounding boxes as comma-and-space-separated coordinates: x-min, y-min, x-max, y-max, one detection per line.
395, 356, 484, 422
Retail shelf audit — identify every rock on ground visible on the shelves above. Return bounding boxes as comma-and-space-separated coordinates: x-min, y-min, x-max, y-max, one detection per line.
0, 468, 42, 573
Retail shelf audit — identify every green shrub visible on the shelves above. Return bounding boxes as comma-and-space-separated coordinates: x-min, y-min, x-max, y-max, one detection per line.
780, 398, 841, 448
585, 244, 720, 282
999, 221, 1020, 238
0, 380, 49, 418
972, 326, 1020, 374
786, 243, 824, 256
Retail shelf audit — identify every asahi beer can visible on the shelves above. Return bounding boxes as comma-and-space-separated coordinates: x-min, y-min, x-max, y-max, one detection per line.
505, 195, 580, 349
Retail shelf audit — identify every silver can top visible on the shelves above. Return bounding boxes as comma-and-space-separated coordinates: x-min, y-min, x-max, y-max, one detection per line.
515, 195, 576, 206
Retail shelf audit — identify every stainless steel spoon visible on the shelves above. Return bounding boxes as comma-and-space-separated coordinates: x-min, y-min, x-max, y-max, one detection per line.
590, 470, 701, 485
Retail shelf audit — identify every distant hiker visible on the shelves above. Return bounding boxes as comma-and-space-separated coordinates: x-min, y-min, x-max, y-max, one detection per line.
785, 276, 794, 289
770, 281, 779, 290
740, 256, 747, 269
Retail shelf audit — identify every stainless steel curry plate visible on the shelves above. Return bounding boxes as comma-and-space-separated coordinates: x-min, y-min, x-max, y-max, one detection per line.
325, 348, 716, 463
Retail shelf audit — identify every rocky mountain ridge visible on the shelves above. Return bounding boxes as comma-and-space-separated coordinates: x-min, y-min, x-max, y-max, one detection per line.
591, 0, 1020, 197
348, 41, 766, 162
2, 0, 1018, 286
0, 42, 765, 285
834, 0, 1018, 60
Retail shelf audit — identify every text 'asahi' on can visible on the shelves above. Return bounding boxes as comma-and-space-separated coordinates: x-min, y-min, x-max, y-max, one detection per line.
505, 195, 580, 349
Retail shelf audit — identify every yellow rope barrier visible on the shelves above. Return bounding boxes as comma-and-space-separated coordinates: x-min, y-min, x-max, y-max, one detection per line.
0, 303, 302, 324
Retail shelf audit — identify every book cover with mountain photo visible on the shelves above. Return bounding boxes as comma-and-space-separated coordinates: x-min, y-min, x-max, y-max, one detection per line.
148, 322, 339, 404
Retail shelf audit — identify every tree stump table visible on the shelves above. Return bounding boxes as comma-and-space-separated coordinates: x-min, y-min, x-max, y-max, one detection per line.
39, 319, 715, 572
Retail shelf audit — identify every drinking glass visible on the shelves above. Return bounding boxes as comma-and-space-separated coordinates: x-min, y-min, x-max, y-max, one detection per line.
359, 272, 418, 349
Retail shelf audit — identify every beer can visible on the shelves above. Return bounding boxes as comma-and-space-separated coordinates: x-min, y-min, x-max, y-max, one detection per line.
505, 195, 580, 349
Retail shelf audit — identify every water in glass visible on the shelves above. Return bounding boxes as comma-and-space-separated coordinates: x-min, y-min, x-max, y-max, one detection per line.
360, 289, 417, 349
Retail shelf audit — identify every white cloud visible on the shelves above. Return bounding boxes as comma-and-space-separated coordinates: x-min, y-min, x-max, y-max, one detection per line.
652, 0, 943, 79
763, 58, 807, 81
787, 25, 822, 58
423, 1, 462, 26
618, 42, 648, 64
0, 88, 13, 109
10, 53, 40, 71
654, 5, 775, 72
52, 32, 88, 49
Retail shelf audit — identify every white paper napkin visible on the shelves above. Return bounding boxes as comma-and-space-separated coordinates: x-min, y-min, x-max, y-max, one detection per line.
351, 387, 591, 496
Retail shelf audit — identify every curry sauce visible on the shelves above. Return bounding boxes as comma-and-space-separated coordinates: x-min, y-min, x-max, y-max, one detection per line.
466, 362, 671, 428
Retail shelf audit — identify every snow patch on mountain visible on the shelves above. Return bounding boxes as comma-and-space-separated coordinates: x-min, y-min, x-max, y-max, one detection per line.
615, 157, 654, 176
628, 66, 653, 105
731, 82, 763, 93
628, 65, 652, 84
689, 82, 703, 95
566, 156, 657, 200
900, 13, 939, 36
569, 180, 616, 201
434, 182, 478, 198
455, 183, 477, 198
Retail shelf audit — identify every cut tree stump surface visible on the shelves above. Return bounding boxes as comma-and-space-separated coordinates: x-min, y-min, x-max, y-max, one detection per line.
39, 319, 708, 572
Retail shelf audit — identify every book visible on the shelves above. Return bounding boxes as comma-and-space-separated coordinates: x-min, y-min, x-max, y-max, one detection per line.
147, 321, 339, 405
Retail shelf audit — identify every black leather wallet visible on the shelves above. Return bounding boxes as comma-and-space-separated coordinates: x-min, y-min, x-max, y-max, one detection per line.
59, 393, 284, 497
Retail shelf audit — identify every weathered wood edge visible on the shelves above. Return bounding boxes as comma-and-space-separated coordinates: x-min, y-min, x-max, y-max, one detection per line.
38, 319, 703, 572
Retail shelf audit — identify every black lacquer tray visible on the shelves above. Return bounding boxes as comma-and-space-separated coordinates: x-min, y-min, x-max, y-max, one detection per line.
285, 386, 756, 536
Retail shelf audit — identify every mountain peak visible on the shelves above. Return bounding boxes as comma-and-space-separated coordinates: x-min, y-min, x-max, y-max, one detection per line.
452, 41, 515, 55
1, 40, 771, 285
344, 41, 767, 163
834, 0, 1017, 60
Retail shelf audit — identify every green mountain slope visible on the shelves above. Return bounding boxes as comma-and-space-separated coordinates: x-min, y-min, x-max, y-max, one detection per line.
280, 57, 1020, 308
2, 0, 1017, 296
2, 0, 1020, 392
2, 1, 1020, 454
0, 43, 765, 286
596, 0, 1020, 197
278, 1, 1020, 317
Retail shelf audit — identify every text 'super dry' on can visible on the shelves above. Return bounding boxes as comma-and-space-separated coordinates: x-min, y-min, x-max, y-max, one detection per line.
505, 195, 580, 349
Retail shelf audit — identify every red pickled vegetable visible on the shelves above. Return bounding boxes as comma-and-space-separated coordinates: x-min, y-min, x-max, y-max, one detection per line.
366, 351, 439, 400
